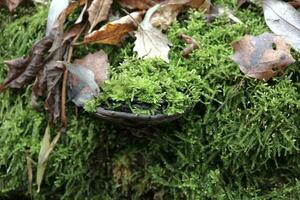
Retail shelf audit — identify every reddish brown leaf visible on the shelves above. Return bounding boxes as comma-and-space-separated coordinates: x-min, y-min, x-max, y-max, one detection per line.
83, 11, 144, 45
87, 0, 113, 32
117, 0, 164, 10
231, 33, 295, 81
0, 0, 23, 12
180, 34, 200, 57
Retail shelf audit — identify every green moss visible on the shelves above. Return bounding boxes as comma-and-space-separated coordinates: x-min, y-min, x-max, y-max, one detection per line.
0, 2, 300, 200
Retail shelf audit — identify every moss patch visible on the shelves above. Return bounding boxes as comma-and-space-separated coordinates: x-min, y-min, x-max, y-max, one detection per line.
0, 2, 300, 200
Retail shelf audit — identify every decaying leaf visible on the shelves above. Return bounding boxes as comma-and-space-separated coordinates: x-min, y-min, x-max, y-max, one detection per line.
0, 0, 23, 12
87, 0, 113, 32
151, 0, 211, 30
231, 33, 295, 81
37, 124, 61, 193
117, 0, 164, 10
289, 0, 300, 9
263, 0, 300, 51
64, 51, 109, 106
134, 4, 171, 62
205, 5, 242, 24
49, 0, 86, 52
83, 11, 144, 45
0, 36, 53, 91
46, 0, 69, 36
180, 34, 200, 57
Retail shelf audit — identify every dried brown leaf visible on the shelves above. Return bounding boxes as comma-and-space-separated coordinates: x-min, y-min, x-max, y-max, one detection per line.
87, 0, 113, 32
0, 0, 23, 12
180, 34, 200, 57
151, 0, 211, 30
231, 33, 295, 81
289, 0, 300, 9
117, 0, 164, 10
83, 11, 144, 45
67, 51, 109, 106
0, 36, 53, 91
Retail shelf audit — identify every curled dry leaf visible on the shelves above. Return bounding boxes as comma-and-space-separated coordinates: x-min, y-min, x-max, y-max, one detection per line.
289, 0, 300, 9
49, 0, 86, 52
0, 36, 53, 91
263, 0, 300, 51
87, 0, 113, 32
117, 0, 164, 10
134, 4, 171, 62
65, 51, 109, 106
180, 34, 200, 57
151, 0, 211, 30
83, 11, 144, 45
205, 5, 242, 24
0, 0, 23, 12
231, 33, 295, 81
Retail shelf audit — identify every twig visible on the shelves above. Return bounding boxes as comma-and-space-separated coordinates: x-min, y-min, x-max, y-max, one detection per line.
61, 23, 87, 127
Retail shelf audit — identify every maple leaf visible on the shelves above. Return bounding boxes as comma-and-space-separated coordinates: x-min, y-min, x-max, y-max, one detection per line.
63, 51, 109, 106
83, 11, 144, 45
0, 0, 23, 12
231, 33, 295, 81
87, 0, 113, 32
134, 4, 171, 62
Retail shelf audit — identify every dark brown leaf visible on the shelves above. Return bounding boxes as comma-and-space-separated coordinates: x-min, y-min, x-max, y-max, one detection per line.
180, 34, 200, 57
231, 33, 295, 81
0, 36, 53, 90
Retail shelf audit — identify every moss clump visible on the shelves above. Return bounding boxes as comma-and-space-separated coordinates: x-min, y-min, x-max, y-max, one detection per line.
0, 2, 300, 200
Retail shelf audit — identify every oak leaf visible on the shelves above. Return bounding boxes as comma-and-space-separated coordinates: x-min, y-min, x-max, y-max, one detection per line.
134, 4, 171, 62
231, 33, 295, 81
87, 0, 113, 32
83, 11, 144, 45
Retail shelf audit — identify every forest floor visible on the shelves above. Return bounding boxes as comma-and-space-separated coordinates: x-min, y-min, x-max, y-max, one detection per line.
0, 0, 300, 199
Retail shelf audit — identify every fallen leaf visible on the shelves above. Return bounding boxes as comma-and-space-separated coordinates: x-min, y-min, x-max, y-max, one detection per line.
46, 0, 69, 36
237, 0, 254, 9
83, 11, 144, 45
87, 0, 113, 32
151, 0, 211, 30
205, 5, 242, 24
134, 4, 172, 62
0, 36, 53, 91
180, 34, 200, 57
49, 0, 86, 52
0, 0, 23, 12
263, 0, 300, 51
289, 0, 300, 9
63, 51, 109, 106
37, 124, 61, 193
117, 0, 164, 10
231, 33, 295, 81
